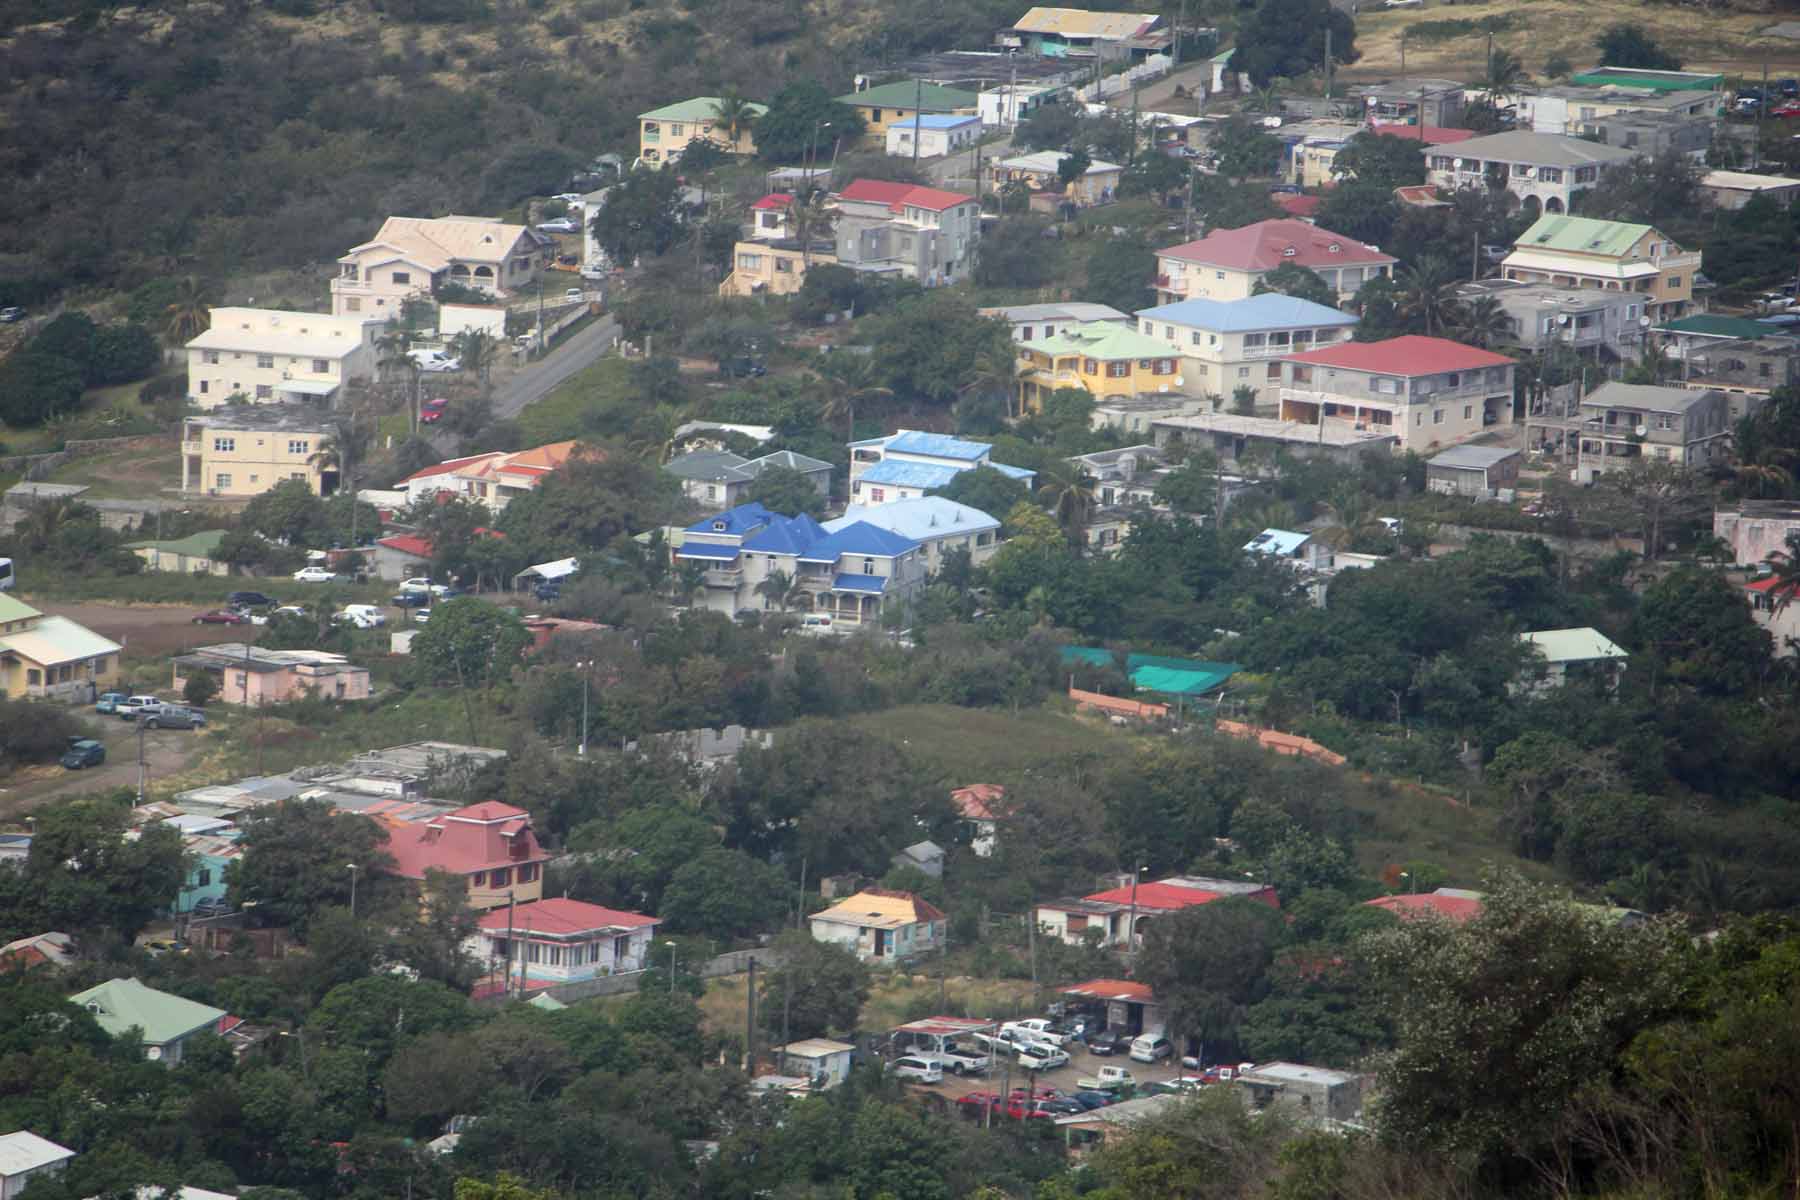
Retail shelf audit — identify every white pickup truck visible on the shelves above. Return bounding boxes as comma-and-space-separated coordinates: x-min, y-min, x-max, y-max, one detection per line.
1002, 1019, 1071, 1049
1077, 1065, 1136, 1092
936, 1043, 991, 1076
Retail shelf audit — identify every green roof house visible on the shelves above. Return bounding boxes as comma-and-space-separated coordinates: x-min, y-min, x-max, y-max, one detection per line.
125, 530, 230, 577
1501, 215, 1700, 323
835, 81, 979, 140
637, 96, 768, 168
69, 978, 227, 1065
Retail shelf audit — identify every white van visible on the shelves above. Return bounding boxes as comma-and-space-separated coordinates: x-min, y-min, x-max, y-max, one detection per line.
1129, 1033, 1173, 1063
335, 604, 387, 629
889, 1055, 944, 1084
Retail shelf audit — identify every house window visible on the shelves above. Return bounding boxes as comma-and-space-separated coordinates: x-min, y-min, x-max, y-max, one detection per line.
392, 271, 410, 285
490, 867, 512, 888
1433, 409, 1445, 424
1190, 330, 1203, 346
863, 557, 875, 574
1083, 358, 1098, 375
1668, 276, 1682, 288
202, 350, 220, 364
215, 473, 232, 488
1238, 367, 1249, 378
518, 863, 538, 883
706, 484, 717, 500
775, 258, 793, 273
870, 487, 885, 502
255, 385, 272, 399
737, 253, 764, 271
1154, 360, 1174, 375
345, 298, 361, 312
670, 123, 684, 136
213, 437, 235, 452
1657, 413, 1675, 430
312, 359, 329, 374
1214, 270, 1225, 280
257, 354, 274, 368
1106, 361, 1130, 378
288, 440, 309, 455
1464, 405, 1473, 419
199, 381, 209, 394
1540, 167, 1563, 183
470, 872, 485, 888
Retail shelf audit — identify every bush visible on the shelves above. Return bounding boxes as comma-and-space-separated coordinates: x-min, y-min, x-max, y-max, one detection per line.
183, 670, 221, 707
0, 698, 81, 769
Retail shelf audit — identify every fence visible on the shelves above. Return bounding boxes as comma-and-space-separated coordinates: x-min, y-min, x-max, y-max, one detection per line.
475, 945, 786, 1007
1074, 53, 1172, 102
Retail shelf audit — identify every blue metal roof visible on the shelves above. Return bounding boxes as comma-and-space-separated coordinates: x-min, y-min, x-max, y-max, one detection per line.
743, 513, 829, 556
684, 502, 775, 537
800, 520, 919, 562
832, 572, 889, 593
889, 114, 981, 130
859, 460, 963, 489
1243, 528, 1312, 557
676, 541, 741, 561
988, 462, 1038, 482
885, 431, 993, 461
1134, 293, 1356, 333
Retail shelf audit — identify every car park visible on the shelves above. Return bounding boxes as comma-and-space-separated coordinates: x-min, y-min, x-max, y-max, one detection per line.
1071, 1090, 1115, 1110
95, 691, 127, 714
889, 1055, 944, 1084
60, 738, 106, 769
193, 608, 250, 625
937, 1044, 991, 1075
1016, 1043, 1069, 1071
293, 566, 338, 583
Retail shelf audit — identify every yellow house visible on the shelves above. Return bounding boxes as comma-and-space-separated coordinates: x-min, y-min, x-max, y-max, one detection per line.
0, 593, 122, 701
1500, 214, 1699, 322
719, 240, 835, 297
1018, 321, 1183, 414
125, 531, 231, 577
181, 407, 337, 499
835, 81, 979, 141
638, 97, 766, 168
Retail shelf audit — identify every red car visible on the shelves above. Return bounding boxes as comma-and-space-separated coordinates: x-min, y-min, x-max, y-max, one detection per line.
192, 609, 249, 625
420, 397, 450, 424
1774, 101, 1800, 118
956, 1091, 1003, 1117
1004, 1097, 1055, 1121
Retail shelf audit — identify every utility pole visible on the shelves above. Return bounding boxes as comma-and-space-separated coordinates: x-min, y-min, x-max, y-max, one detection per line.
504, 892, 516, 998
745, 956, 758, 1075
912, 78, 924, 173
1324, 26, 1332, 100
1183, 169, 1194, 239
536, 275, 546, 355
1758, 61, 1770, 171
1174, 0, 1187, 67
136, 720, 147, 804
1471, 227, 1479, 281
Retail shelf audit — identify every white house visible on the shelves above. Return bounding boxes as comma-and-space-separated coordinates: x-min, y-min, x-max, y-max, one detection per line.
979, 301, 1131, 344
0, 1131, 74, 1200
779, 1039, 857, 1088
885, 114, 982, 158
1244, 528, 1333, 572
185, 308, 380, 409
470, 898, 660, 986
1517, 627, 1629, 693
809, 888, 947, 964
1424, 131, 1639, 219
1745, 577, 1800, 657
848, 430, 1034, 507
822, 496, 1002, 572
331, 216, 550, 316
1133, 293, 1357, 411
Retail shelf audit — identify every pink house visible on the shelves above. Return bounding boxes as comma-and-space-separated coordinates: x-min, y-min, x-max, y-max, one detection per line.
172, 643, 372, 706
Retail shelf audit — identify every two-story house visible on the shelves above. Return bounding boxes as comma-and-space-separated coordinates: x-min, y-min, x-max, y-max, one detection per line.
1715, 500, 1800, 567
331, 216, 548, 316
1425, 131, 1639, 218
1278, 335, 1516, 451
747, 193, 795, 240
1133, 293, 1358, 411
832, 180, 982, 286
185, 308, 379, 410
822, 496, 1003, 572
809, 888, 947, 963
979, 301, 1131, 343
471, 898, 660, 987
663, 447, 833, 510
990, 151, 1124, 208
1452, 278, 1650, 359
1573, 381, 1731, 482
0, 593, 121, 702
1516, 79, 1725, 137
835, 80, 978, 141
637, 96, 766, 167
381, 801, 549, 912
1154, 220, 1395, 306
181, 406, 338, 498
848, 430, 1035, 506
1354, 77, 1467, 128
393, 440, 584, 512
720, 238, 834, 297
674, 502, 927, 626
1680, 337, 1798, 420
1017, 321, 1183, 413
1004, 6, 1168, 60
1500, 214, 1699, 322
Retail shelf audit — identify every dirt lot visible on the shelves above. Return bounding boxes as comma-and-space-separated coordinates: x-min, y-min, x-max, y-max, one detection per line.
0, 710, 212, 820
51, 601, 265, 660
924, 1041, 1196, 1120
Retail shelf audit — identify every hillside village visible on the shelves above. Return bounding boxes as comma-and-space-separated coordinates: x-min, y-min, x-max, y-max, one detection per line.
4, 1, 1800, 1199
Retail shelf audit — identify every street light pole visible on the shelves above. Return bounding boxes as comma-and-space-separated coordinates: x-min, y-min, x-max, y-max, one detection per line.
666, 940, 678, 994
347, 862, 360, 917
578, 660, 590, 756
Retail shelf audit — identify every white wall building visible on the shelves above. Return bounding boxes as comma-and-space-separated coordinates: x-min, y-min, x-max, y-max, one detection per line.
185, 308, 379, 410
847, 429, 1035, 507
885, 113, 983, 157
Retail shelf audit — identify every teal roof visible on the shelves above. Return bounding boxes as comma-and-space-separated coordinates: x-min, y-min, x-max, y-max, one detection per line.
1516, 215, 1653, 258
69, 977, 226, 1046
640, 96, 768, 122
836, 81, 979, 111
1657, 315, 1773, 340
1570, 68, 1723, 93
125, 530, 228, 557
1034, 321, 1174, 361
1061, 646, 1241, 697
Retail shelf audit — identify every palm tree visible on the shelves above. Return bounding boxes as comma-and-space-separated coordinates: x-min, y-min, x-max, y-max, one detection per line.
452, 330, 501, 395
1245, 83, 1283, 115
1038, 464, 1097, 549
1453, 295, 1511, 349
1730, 414, 1800, 499
375, 323, 411, 385
965, 342, 1030, 420
1315, 486, 1383, 550
162, 276, 212, 344
789, 190, 837, 271
819, 353, 893, 439
1764, 532, 1800, 619
1397, 254, 1460, 337
712, 92, 760, 154
674, 561, 709, 608
754, 568, 803, 612
1481, 47, 1527, 100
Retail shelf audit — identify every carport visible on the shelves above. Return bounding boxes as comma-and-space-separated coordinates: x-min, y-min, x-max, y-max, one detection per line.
1061, 979, 1162, 1039
889, 1015, 999, 1057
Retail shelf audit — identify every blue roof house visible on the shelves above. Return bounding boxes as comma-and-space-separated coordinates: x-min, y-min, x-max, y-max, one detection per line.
673, 503, 925, 627
823, 496, 1003, 572
1131, 293, 1357, 413
847, 429, 1035, 507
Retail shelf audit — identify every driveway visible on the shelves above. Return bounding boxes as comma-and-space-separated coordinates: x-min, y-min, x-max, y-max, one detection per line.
491, 311, 621, 423
1105, 61, 1214, 111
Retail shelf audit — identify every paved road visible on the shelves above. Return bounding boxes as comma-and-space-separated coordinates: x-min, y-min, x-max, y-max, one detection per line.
1103, 61, 1214, 111
926, 135, 1014, 191
491, 311, 621, 422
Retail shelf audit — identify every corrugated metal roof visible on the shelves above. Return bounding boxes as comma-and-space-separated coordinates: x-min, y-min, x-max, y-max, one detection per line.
1520, 627, 1629, 663
1516, 214, 1655, 257
1135, 293, 1356, 333
638, 96, 768, 122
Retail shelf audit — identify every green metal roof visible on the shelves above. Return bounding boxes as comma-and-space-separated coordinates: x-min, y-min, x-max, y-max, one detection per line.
1656, 315, 1773, 340
639, 96, 768, 122
0, 593, 40, 624
125, 530, 228, 557
835, 81, 980, 111
1516, 214, 1652, 258
1034, 321, 1173, 361
1570, 68, 1723, 93
69, 977, 227, 1046
1061, 646, 1242, 697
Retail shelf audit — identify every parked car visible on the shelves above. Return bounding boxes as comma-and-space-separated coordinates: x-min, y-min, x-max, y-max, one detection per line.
117, 695, 164, 720
141, 707, 202, 730
413, 608, 433, 624
1773, 101, 1800, 119
955, 1091, 1004, 1118
0, 307, 23, 323
1077, 1065, 1136, 1092
1086, 1029, 1128, 1056
392, 591, 432, 608
420, 397, 450, 424
227, 591, 276, 609
1003, 1096, 1055, 1120
537, 219, 580, 233
142, 938, 188, 957
399, 577, 451, 596
269, 605, 308, 619
293, 566, 338, 583
533, 581, 562, 602
564, 287, 585, 302
937, 1044, 991, 1075
191, 897, 231, 917
1039, 1097, 1086, 1115
408, 348, 461, 373
1005, 1019, 1071, 1049
1071, 1090, 1115, 1110
60, 738, 106, 769
193, 608, 250, 625
1016, 1043, 1069, 1071
335, 604, 387, 629
95, 691, 127, 715
1129, 1034, 1173, 1063
889, 1055, 944, 1084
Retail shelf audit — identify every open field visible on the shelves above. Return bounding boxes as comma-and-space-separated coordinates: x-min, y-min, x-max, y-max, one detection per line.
1346, 0, 1800, 83
696, 971, 1043, 1043
847, 703, 1124, 785
37, 435, 187, 501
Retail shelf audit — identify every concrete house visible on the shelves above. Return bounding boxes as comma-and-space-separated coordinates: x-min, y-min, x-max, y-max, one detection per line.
1744, 576, 1800, 656
835, 81, 978, 141
823, 496, 1003, 572
1701, 169, 1800, 210
0, 1132, 74, 1200
952, 783, 1008, 857
1573, 382, 1730, 482
778, 1039, 856, 1089
181, 406, 338, 498
1244, 528, 1333, 572
1133, 293, 1357, 411
1425, 131, 1639, 218
470, 898, 660, 986
809, 888, 947, 963
68, 977, 228, 1065
1149, 411, 1397, 467
1036, 876, 1277, 948
980, 301, 1130, 344
332, 216, 549, 316
1017, 321, 1182, 413
1279, 335, 1517, 451
1681, 337, 1800, 420
1237, 1063, 1365, 1127
990, 150, 1123, 208
674, 502, 926, 627
885, 113, 982, 158
1155, 220, 1395, 306
1517, 627, 1630, 693
186, 308, 379, 409
832, 180, 982, 286
381, 801, 550, 912
1500, 215, 1699, 323
664, 448, 833, 510
1453, 278, 1650, 360
1425, 445, 1522, 498
720, 239, 832, 297
0, 593, 122, 702
1715, 501, 1800, 567
126, 531, 230, 577
173, 832, 242, 917
637, 96, 767, 167
393, 440, 584, 512
1354, 77, 1466, 128
172, 643, 372, 707
848, 430, 1035, 506
1517, 80, 1725, 136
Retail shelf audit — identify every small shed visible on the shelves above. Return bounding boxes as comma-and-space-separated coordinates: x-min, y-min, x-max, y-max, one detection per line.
513, 556, 581, 592
1237, 1062, 1365, 1126
1425, 444, 1522, 498
778, 1038, 856, 1089
890, 839, 945, 879
0, 1130, 75, 1200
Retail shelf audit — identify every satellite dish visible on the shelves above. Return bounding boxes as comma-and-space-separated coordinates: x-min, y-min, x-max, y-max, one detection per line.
1639, 316, 1652, 328
1556, 314, 1571, 325
147, 1046, 163, 1061
1635, 425, 1648, 437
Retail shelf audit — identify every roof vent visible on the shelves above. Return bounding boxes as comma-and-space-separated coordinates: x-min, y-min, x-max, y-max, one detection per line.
712, 521, 726, 531
1282, 246, 1297, 257
1327, 243, 1341, 253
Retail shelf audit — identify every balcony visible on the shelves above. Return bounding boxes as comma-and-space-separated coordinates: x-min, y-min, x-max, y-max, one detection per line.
702, 567, 741, 587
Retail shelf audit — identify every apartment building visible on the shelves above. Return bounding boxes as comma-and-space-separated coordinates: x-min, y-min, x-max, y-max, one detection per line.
637, 96, 766, 167
1682, 337, 1800, 420
1278, 335, 1517, 452
185, 308, 379, 410
331, 216, 549, 316
1452, 278, 1649, 358
1133, 293, 1357, 410
1515, 82, 1725, 136
181, 406, 338, 498
831, 180, 982, 286
848, 430, 1035, 506
1424, 132, 1639, 218
1155, 220, 1395, 305
1573, 382, 1731, 483
1016, 321, 1182, 413
1353, 77, 1467, 128
1500, 214, 1700, 322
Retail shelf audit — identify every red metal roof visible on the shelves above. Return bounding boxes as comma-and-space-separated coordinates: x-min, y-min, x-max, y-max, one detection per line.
836, 179, 976, 213
1083, 881, 1222, 910
891, 1015, 999, 1035
1368, 121, 1476, 145
1063, 978, 1153, 1003
377, 534, 434, 558
1159, 219, 1395, 271
951, 783, 1008, 821
398, 452, 506, 484
1393, 185, 1450, 207
476, 897, 657, 934
1285, 334, 1515, 375
1364, 891, 1483, 922
752, 193, 795, 210
1746, 576, 1798, 596
1272, 193, 1322, 219
381, 801, 546, 879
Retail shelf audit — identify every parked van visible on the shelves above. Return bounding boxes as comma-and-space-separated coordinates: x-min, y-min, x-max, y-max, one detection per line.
335, 604, 387, 629
1129, 1033, 1173, 1063
890, 1055, 944, 1084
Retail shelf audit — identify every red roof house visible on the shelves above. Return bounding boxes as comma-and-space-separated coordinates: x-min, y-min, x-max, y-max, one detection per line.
1272, 192, 1323, 220
472, 898, 662, 989
1035, 875, 1278, 948
751, 193, 795, 211
381, 802, 548, 911
1368, 122, 1475, 146
1278, 336, 1517, 451
835, 179, 977, 213
951, 783, 1009, 822
1155, 219, 1395, 303
1363, 888, 1484, 923
1282, 334, 1515, 376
